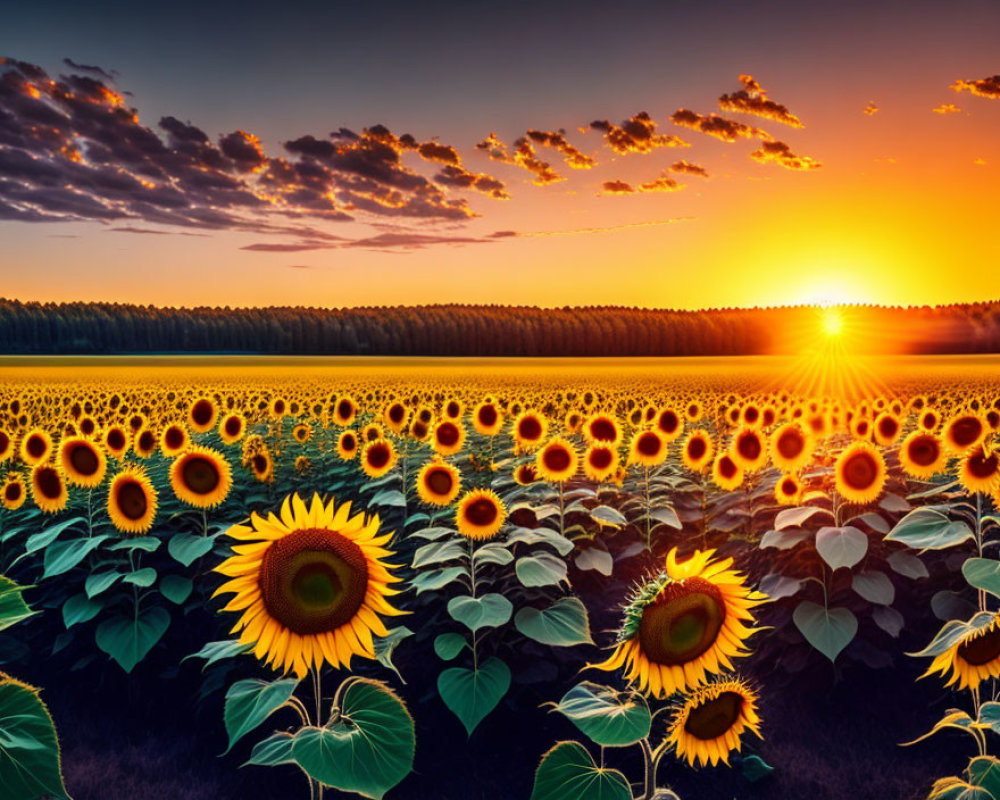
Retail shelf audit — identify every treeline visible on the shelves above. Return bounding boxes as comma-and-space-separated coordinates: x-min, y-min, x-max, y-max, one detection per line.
1, 298, 999, 356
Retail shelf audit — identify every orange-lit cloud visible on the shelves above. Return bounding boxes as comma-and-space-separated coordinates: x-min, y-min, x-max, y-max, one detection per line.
863, 102, 880, 116
475, 133, 563, 185
669, 108, 772, 142
669, 159, 709, 178
932, 103, 961, 114
600, 173, 684, 195
718, 74, 804, 127
524, 129, 596, 169
951, 75, 1000, 99
749, 140, 822, 170
589, 112, 689, 155
434, 164, 509, 199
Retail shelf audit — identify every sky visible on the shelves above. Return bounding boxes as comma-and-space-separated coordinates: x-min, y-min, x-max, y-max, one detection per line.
1, 0, 998, 310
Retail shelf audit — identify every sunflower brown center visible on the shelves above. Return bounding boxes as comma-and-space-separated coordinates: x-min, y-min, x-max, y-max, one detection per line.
190, 400, 213, 426
116, 480, 148, 520
737, 433, 762, 461
252, 454, 269, 473
5, 482, 22, 501
181, 456, 220, 494
686, 437, 707, 461
589, 447, 613, 470
225, 417, 242, 437
908, 435, 939, 466
952, 417, 984, 448
107, 429, 126, 450
683, 691, 745, 741
436, 422, 460, 447
388, 404, 405, 424
968, 450, 999, 479
138, 431, 156, 452
958, 627, 1000, 666
637, 432, 662, 457
425, 467, 454, 496
780, 478, 798, 495
35, 466, 62, 499
519, 416, 542, 440
842, 451, 878, 490
164, 427, 184, 449
464, 497, 498, 527
478, 405, 498, 427
69, 443, 100, 476
366, 443, 390, 469
543, 445, 572, 473
638, 577, 726, 666
777, 430, 804, 459
658, 410, 680, 435
341, 434, 357, 451
878, 417, 899, 439
259, 528, 369, 635
337, 400, 352, 419
26, 434, 47, 459
447, 401, 460, 417
590, 418, 617, 441
0, 431, 10, 452
718, 455, 738, 479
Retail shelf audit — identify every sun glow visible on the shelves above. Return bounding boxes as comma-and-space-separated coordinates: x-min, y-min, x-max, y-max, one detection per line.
821, 308, 844, 338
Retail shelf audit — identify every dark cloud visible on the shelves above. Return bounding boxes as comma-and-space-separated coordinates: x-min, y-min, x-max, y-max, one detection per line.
475, 133, 563, 185
589, 112, 688, 155
417, 141, 461, 166
669, 160, 709, 178
718, 74, 804, 127
524, 129, 596, 169
669, 108, 772, 142
218, 130, 266, 172
434, 165, 509, 199
600, 179, 635, 194
62, 59, 117, 83
951, 75, 1000, 99
600, 173, 684, 195
749, 140, 821, 170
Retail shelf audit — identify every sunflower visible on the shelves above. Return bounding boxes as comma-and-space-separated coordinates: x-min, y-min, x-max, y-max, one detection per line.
442, 398, 464, 420
513, 463, 538, 486
383, 401, 409, 434
958, 442, 1000, 495
685, 400, 703, 422
336, 430, 359, 461
770, 422, 813, 472
31, 462, 68, 513
873, 412, 902, 447
730, 428, 768, 472
170, 445, 232, 508
416, 460, 461, 506
19, 428, 52, 466
774, 473, 803, 506
292, 423, 312, 444
133, 427, 158, 459
681, 430, 714, 473
219, 413, 247, 445
899, 431, 946, 479
332, 395, 357, 427
536, 436, 579, 482
56, 436, 106, 489
361, 439, 397, 479
666, 677, 762, 767
920, 612, 1000, 691
432, 420, 465, 456
1, 473, 26, 511
512, 410, 548, 452
78, 415, 98, 437
850, 416, 871, 441
107, 466, 157, 535
160, 422, 190, 456
834, 441, 886, 504
592, 548, 766, 697
583, 413, 621, 446
629, 430, 668, 467
103, 424, 130, 459
214, 493, 404, 678
249, 449, 274, 483
711, 453, 744, 492
0, 429, 13, 462
740, 403, 761, 429
456, 488, 506, 540
564, 410, 583, 434
472, 400, 503, 436
188, 396, 218, 433
918, 409, 940, 432
583, 444, 620, 482
944, 413, 987, 455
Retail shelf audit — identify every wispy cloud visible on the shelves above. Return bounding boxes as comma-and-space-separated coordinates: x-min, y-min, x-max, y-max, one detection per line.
718, 74, 804, 127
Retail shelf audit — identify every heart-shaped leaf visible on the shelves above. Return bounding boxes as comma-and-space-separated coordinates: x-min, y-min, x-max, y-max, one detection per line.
0, 676, 69, 799
515, 597, 593, 647
963, 558, 1000, 599
437, 657, 511, 736
886, 507, 973, 550
552, 682, 650, 747
793, 601, 857, 662
530, 741, 630, 800
167, 533, 215, 567
815, 526, 867, 570
95, 606, 171, 673
447, 594, 512, 633
43, 535, 110, 578
852, 571, 895, 605
224, 677, 299, 753
516, 553, 568, 587
159, 574, 193, 605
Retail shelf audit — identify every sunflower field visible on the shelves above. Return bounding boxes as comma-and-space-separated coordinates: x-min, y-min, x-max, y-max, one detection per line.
2, 359, 1000, 800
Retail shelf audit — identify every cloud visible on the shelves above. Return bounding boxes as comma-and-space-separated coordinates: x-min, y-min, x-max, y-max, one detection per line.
670, 108, 772, 142
62, 59, 116, 83
524, 130, 596, 169
974, 157, 987, 166
475, 132, 563, 185
749, 140, 821, 170
109, 225, 209, 236
600, 173, 685, 195
718, 74, 804, 127
863, 102, 880, 116
669, 160, 709, 178
288, 264, 312, 269
433, 164, 509, 199
600, 179, 635, 194
589, 112, 689, 155
932, 103, 961, 114
494, 217, 692, 237
951, 75, 1000, 99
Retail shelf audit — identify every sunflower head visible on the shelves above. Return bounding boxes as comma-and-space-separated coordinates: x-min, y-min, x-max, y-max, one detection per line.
958, 441, 1000, 495
681, 430, 714, 473
770, 422, 812, 472
774, 473, 803, 506
899, 431, 945, 478
834, 441, 886, 505
336, 430, 359, 460
432, 420, 465, 456
945, 413, 987, 454
59, 436, 107, 488
667, 677, 762, 767
160, 423, 190, 456
630, 430, 667, 468
220, 413, 247, 445
416, 459, 461, 506
513, 410, 548, 452
108, 466, 157, 535
1, 473, 26, 511
513, 462, 538, 486
584, 413, 621, 446
592, 548, 766, 697
730, 428, 768, 472
472, 400, 503, 436
361, 439, 397, 479
711, 453, 744, 492
31, 462, 68, 513
456, 488, 506, 541
20, 428, 52, 466
919, 611, 1000, 692
188, 396, 218, 433
536, 436, 579, 483
583, 444, 619, 482
170, 445, 233, 508
214, 493, 403, 678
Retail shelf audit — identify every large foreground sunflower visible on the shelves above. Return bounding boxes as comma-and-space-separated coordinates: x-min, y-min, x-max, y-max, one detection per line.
214, 493, 403, 678
592, 548, 766, 697
666, 677, 762, 767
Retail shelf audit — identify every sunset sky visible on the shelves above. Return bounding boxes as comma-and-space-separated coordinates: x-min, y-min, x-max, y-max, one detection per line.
1, 0, 998, 310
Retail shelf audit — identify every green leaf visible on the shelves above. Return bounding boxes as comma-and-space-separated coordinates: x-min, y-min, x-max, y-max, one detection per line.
887, 550, 929, 580
0, 576, 36, 632
760, 528, 812, 550
902, 709, 981, 746
373, 626, 412, 681
515, 597, 593, 647
964, 558, 1000, 599
911, 613, 996, 658
434, 633, 467, 661
167, 533, 214, 567
886, 507, 974, 550
438, 658, 511, 736
84, 570, 122, 599
774, 506, 830, 530
968, 755, 1000, 797
872, 605, 905, 638
741, 754, 775, 782
758, 573, 803, 600
223, 678, 300, 753
0, 676, 69, 799
589, 506, 627, 527
62, 593, 103, 628
42, 535, 110, 578
447, 594, 513, 633
95, 606, 171, 673
243, 732, 295, 767
369, 489, 407, 508
925, 778, 994, 800
815, 526, 867, 570
412, 540, 467, 569
183, 639, 252, 670
516, 553, 568, 588
851, 571, 895, 605
507, 527, 574, 556
552, 682, 650, 747
123, 567, 158, 588
649, 506, 682, 529
575, 548, 613, 576
159, 575, 193, 605
292, 679, 415, 800
410, 567, 467, 595
792, 601, 857, 662
530, 741, 631, 800
474, 542, 514, 567
107, 537, 161, 552
24, 516, 86, 553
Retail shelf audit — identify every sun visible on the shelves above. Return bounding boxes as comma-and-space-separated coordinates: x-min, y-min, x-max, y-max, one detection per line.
821, 307, 843, 338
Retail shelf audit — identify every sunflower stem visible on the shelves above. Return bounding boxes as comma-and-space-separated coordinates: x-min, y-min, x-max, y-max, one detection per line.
643, 467, 651, 550
638, 736, 656, 800
468, 535, 479, 671
558, 481, 565, 537
976, 492, 986, 612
